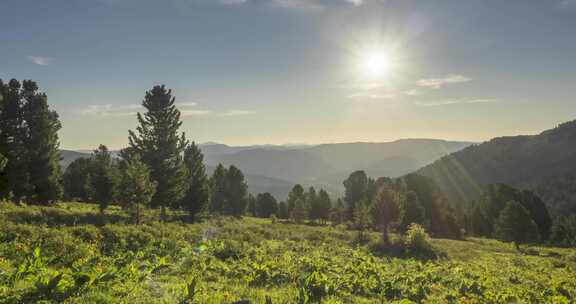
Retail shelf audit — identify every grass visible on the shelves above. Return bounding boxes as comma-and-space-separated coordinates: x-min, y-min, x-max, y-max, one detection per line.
0, 201, 575, 303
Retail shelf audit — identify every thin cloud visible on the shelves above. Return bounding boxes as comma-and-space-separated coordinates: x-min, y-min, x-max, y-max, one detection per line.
27, 56, 52, 66
219, 110, 256, 116
81, 104, 142, 117
181, 109, 213, 117
416, 98, 499, 107
417, 74, 471, 89
347, 92, 396, 100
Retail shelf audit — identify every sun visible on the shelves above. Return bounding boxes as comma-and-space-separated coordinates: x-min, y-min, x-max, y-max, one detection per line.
357, 49, 395, 80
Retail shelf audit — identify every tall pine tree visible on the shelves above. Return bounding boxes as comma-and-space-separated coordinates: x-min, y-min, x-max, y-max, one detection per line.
128, 85, 188, 215
88, 145, 118, 213
0, 79, 29, 201
210, 164, 228, 214
180, 142, 210, 222
226, 165, 248, 217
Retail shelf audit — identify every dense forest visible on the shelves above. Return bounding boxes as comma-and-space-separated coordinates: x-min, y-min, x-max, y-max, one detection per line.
1, 79, 576, 303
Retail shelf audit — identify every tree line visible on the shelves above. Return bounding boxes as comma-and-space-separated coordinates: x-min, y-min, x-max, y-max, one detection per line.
1, 78, 575, 248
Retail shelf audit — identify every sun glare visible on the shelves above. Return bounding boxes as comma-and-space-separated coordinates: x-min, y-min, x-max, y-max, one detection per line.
360, 50, 392, 78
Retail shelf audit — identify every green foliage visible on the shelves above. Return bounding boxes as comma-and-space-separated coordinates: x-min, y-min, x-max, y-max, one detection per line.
343, 170, 368, 221
291, 198, 308, 224
117, 155, 156, 224
0, 79, 62, 204
181, 142, 210, 222
0, 202, 575, 303
277, 201, 289, 219
128, 85, 188, 211
255, 192, 278, 218
398, 191, 425, 232
88, 145, 118, 213
495, 201, 540, 248
209, 164, 228, 214
287, 184, 305, 217
226, 166, 248, 217
550, 214, 576, 247
403, 223, 433, 256
62, 157, 92, 201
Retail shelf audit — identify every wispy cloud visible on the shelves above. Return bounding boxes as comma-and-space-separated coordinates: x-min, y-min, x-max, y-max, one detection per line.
417, 74, 471, 89
80, 102, 253, 118
416, 98, 499, 107
219, 110, 256, 116
347, 92, 397, 100
181, 109, 213, 117
81, 104, 142, 117
27, 56, 52, 66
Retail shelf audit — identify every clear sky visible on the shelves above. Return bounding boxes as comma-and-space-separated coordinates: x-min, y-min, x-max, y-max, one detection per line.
1, 0, 575, 149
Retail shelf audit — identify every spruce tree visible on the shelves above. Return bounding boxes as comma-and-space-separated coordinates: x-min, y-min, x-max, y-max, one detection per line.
330, 198, 346, 225
307, 186, 319, 222
63, 157, 93, 201
287, 184, 305, 215
89, 145, 118, 213
181, 142, 210, 222
291, 198, 307, 224
210, 164, 228, 214
373, 187, 400, 244
495, 201, 539, 249
0, 79, 29, 201
255, 192, 278, 218
226, 165, 248, 217
21, 80, 62, 204
117, 155, 156, 224
343, 170, 369, 221
317, 189, 332, 224
398, 191, 425, 232
128, 85, 188, 215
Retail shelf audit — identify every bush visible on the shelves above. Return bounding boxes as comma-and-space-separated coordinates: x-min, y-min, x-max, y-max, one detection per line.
403, 223, 437, 259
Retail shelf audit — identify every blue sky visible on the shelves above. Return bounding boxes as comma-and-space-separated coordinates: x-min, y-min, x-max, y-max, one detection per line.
1, 0, 575, 149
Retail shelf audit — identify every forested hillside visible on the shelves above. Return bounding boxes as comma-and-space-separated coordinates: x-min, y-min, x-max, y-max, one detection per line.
418, 120, 576, 215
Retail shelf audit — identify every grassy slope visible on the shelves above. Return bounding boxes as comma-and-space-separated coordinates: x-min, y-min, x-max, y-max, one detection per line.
0, 202, 575, 303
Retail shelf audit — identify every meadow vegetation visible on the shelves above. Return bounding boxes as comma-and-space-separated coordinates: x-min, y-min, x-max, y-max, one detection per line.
1, 201, 575, 304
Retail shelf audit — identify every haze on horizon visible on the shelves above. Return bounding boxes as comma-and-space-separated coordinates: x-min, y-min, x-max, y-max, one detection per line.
1, 0, 575, 150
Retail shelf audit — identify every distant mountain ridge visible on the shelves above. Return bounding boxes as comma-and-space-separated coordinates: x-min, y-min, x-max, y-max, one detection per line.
417, 120, 576, 214
61, 139, 474, 200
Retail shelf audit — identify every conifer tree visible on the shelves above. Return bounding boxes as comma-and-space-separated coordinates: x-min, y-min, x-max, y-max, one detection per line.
287, 184, 305, 215
291, 198, 307, 224
117, 155, 156, 224
307, 186, 319, 222
128, 85, 188, 215
180, 142, 210, 222
255, 192, 278, 218
21, 80, 62, 204
495, 201, 539, 249
226, 165, 248, 217
89, 145, 117, 213
0, 79, 29, 201
373, 187, 401, 244
63, 157, 93, 201
317, 189, 332, 224
343, 170, 369, 221
209, 164, 228, 214
398, 191, 426, 232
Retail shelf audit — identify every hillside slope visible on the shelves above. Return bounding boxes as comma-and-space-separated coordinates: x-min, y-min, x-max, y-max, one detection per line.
417, 120, 576, 213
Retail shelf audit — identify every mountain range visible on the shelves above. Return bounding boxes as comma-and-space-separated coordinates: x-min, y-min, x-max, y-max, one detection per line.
61, 139, 473, 200
418, 120, 576, 215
